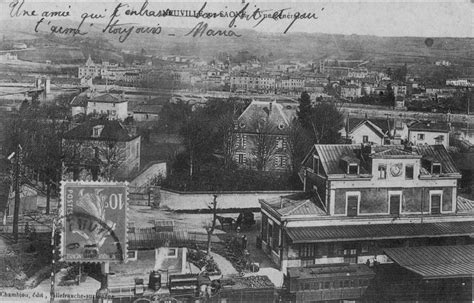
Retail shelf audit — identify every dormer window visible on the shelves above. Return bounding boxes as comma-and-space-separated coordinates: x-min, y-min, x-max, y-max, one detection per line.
312, 155, 319, 174
348, 164, 359, 175
432, 163, 441, 175
341, 156, 360, 175
92, 125, 104, 138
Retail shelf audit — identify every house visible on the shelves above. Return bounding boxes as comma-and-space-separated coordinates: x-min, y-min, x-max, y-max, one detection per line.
70, 92, 89, 117
408, 121, 450, 147
62, 120, 140, 180
341, 84, 362, 100
233, 100, 297, 172
259, 144, 472, 277
340, 118, 391, 145
86, 93, 129, 120
131, 104, 162, 122
78, 55, 103, 79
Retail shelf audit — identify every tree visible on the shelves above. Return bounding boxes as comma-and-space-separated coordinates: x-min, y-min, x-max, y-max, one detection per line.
96, 140, 128, 181
297, 91, 312, 128
304, 102, 344, 144
249, 116, 278, 171
287, 119, 312, 178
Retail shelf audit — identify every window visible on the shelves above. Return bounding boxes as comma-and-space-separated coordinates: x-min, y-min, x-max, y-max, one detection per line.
363, 135, 369, 143
430, 192, 442, 214
276, 138, 283, 149
348, 164, 359, 175
417, 134, 425, 140
346, 194, 360, 217
238, 154, 244, 164
378, 164, 387, 179
361, 243, 369, 253
167, 248, 177, 257
301, 259, 315, 267
92, 125, 104, 138
127, 250, 137, 261
276, 156, 285, 167
435, 135, 444, 145
405, 165, 414, 179
432, 163, 441, 175
312, 155, 319, 173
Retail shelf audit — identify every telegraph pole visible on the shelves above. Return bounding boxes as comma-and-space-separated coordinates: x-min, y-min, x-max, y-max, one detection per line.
12, 144, 22, 243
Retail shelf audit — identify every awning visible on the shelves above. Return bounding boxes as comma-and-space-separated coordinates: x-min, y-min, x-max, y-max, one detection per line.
286, 221, 474, 243
384, 245, 474, 279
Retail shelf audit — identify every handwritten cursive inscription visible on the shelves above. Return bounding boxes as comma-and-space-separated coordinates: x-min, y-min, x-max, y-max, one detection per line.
185, 21, 242, 38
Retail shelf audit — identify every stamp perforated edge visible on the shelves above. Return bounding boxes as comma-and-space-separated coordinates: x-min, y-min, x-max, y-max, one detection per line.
59, 180, 129, 264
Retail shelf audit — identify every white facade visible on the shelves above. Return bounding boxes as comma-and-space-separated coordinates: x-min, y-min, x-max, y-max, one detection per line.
87, 100, 128, 120
344, 123, 385, 145
408, 130, 449, 147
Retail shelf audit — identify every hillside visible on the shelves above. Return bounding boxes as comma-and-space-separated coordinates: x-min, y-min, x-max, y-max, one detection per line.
0, 18, 472, 66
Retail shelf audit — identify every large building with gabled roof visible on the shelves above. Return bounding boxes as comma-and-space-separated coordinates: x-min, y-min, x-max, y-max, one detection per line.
233, 100, 298, 171
258, 143, 473, 281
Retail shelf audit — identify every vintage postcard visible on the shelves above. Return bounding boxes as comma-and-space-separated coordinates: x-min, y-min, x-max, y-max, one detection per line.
0, 0, 472, 302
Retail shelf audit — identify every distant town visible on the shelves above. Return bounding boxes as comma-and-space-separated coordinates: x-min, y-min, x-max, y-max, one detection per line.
0, 19, 472, 303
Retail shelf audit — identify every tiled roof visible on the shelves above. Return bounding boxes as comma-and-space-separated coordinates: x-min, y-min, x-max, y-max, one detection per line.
236, 101, 294, 134
411, 145, 460, 175
384, 245, 474, 279
347, 118, 391, 135
70, 94, 89, 107
371, 148, 420, 158
311, 144, 458, 177
456, 196, 474, 213
286, 221, 474, 243
313, 145, 371, 175
89, 93, 126, 104
63, 120, 137, 141
409, 121, 450, 132
260, 192, 327, 218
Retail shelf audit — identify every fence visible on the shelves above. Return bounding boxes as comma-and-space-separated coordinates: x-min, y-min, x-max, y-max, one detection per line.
0, 221, 51, 234
128, 228, 220, 251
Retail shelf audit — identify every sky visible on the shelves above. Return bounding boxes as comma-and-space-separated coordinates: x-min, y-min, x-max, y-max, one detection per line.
1, 0, 472, 37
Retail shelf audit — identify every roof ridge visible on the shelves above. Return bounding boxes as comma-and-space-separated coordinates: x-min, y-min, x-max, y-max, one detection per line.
285, 199, 311, 216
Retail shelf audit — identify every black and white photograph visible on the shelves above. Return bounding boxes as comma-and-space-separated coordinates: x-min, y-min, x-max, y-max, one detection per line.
0, 0, 472, 302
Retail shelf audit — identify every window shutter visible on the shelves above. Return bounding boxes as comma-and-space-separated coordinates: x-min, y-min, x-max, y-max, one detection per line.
243, 135, 247, 148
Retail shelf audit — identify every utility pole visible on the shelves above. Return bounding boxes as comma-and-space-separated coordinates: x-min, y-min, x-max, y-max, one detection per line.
12, 144, 22, 243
